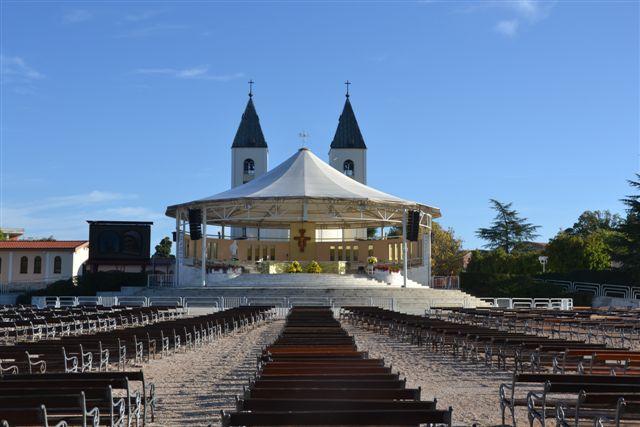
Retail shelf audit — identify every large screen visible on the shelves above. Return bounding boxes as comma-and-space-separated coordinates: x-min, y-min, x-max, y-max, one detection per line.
88, 222, 151, 261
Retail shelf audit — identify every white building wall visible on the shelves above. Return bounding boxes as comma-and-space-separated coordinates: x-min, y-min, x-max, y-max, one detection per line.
231, 147, 268, 188
0, 248, 87, 288
329, 148, 367, 184
72, 246, 89, 276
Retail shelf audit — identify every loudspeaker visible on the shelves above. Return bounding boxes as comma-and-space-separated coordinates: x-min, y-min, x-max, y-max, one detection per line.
406, 210, 420, 241
188, 209, 203, 240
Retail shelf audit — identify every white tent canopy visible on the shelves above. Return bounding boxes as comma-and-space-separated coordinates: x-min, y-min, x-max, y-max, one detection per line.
166, 148, 440, 228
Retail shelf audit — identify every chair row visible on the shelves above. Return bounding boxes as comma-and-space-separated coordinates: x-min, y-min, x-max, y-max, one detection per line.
221, 306, 453, 426
341, 306, 640, 426
0, 305, 277, 427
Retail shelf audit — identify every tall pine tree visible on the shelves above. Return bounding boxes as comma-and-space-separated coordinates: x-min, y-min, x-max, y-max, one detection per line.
476, 199, 540, 253
617, 175, 640, 280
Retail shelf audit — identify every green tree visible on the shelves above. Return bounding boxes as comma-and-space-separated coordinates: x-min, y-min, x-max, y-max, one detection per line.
545, 231, 611, 273
617, 175, 640, 279
476, 199, 540, 253
431, 222, 464, 275
583, 233, 612, 270
153, 237, 174, 258
465, 248, 541, 274
565, 210, 622, 236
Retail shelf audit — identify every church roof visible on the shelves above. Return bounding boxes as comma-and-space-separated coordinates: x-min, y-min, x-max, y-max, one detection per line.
330, 97, 367, 149
231, 97, 267, 148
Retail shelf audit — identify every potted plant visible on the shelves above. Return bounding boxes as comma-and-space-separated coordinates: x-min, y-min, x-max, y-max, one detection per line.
286, 261, 303, 273
305, 260, 322, 274
373, 264, 402, 285
366, 256, 377, 275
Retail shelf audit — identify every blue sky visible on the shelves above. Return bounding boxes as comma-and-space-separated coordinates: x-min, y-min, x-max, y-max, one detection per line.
1, 0, 638, 249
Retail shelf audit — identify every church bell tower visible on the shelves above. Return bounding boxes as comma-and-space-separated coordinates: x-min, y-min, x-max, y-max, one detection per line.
329, 81, 367, 184
230, 81, 269, 239
231, 81, 268, 188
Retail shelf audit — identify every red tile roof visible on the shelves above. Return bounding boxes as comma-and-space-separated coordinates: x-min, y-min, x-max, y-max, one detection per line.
0, 240, 88, 250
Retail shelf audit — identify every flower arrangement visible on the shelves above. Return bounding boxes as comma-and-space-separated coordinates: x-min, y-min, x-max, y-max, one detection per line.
286, 260, 303, 273
305, 260, 322, 274
374, 264, 401, 273
367, 256, 378, 265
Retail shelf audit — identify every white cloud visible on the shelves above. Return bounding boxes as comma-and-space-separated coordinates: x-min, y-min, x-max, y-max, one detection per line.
4, 191, 138, 217
495, 19, 519, 37
63, 9, 93, 24
101, 206, 164, 220
134, 66, 244, 81
460, 0, 554, 36
505, 0, 545, 21
115, 24, 186, 38
44, 191, 137, 208
0, 55, 44, 93
123, 10, 164, 23
0, 191, 154, 240
1, 55, 44, 81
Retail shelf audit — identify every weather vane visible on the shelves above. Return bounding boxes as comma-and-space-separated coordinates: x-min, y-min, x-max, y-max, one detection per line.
248, 79, 254, 98
345, 80, 351, 98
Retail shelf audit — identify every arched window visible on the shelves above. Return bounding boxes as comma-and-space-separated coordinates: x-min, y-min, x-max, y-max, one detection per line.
53, 256, 62, 274
20, 256, 28, 274
34, 256, 42, 274
243, 159, 255, 175
343, 160, 355, 177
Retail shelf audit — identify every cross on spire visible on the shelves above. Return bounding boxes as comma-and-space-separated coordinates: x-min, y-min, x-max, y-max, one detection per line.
298, 131, 310, 145
248, 79, 254, 98
344, 80, 351, 98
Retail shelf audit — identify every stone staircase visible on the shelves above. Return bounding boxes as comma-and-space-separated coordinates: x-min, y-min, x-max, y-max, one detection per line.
214, 273, 426, 288
128, 273, 488, 314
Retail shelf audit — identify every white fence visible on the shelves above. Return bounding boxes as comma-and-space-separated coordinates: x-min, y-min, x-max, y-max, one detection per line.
480, 297, 573, 310
31, 295, 397, 311
538, 279, 640, 299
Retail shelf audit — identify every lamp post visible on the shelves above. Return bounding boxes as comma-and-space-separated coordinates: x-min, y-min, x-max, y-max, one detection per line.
538, 255, 548, 273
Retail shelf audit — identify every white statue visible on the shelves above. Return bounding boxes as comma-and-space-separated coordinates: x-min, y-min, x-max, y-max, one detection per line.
229, 240, 239, 260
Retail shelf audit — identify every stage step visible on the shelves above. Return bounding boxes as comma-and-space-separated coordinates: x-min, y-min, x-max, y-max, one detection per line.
124, 274, 488, 313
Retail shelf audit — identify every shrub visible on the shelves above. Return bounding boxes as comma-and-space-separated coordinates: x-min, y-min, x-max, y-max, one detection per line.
306, 260, 322, 274
466, 249, 541, 275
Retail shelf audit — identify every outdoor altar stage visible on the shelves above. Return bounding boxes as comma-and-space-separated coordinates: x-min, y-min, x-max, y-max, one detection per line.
165, 148, 441, 289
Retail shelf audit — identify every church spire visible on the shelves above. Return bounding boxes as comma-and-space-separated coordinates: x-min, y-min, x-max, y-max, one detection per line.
231, 84, 267, 148
330, 88, 366, 149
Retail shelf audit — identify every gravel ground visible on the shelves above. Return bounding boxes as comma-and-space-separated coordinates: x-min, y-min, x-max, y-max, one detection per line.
343, 322, 537, 427
143, 320, 283, 426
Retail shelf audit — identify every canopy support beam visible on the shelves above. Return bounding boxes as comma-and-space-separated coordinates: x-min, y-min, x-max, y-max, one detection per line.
201, 208, 207, 287
402, 208, 408, 288
423, 213, 432, 287
174, 209, 182, 287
